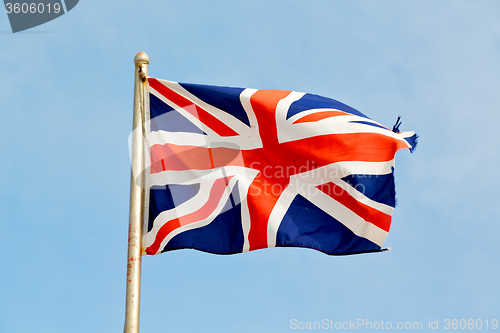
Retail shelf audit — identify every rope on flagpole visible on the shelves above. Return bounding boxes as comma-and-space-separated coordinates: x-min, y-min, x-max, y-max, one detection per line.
124, 51, 149, 333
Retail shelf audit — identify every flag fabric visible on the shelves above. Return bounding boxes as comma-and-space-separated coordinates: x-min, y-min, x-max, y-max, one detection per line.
142, 78, 417, 256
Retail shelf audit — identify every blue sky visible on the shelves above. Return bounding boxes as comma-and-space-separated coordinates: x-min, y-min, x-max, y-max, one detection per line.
1, 1, 499, 332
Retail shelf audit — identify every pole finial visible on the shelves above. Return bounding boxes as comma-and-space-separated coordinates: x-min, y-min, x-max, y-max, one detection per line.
134, 52, 149, 65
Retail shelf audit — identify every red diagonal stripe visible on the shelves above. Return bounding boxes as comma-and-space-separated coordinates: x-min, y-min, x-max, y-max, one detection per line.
146, 176, 234, 254
292, 110, 351, 124
149, 78, 238, 137
316, 182, 391, 232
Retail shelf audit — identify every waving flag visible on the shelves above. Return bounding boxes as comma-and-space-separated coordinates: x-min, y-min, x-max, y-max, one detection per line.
142, 78, 417, 256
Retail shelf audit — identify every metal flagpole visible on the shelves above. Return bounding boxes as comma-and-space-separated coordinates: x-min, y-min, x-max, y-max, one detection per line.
124, 52, 149, 333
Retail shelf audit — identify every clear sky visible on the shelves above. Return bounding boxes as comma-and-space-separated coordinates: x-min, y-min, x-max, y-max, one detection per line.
1, 1, 499, 332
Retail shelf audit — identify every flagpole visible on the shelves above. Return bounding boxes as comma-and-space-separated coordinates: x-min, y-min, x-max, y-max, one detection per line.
124, 52, 149, 333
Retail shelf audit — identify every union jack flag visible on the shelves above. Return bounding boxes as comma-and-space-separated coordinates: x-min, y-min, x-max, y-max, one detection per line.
142, 78, 417, 256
